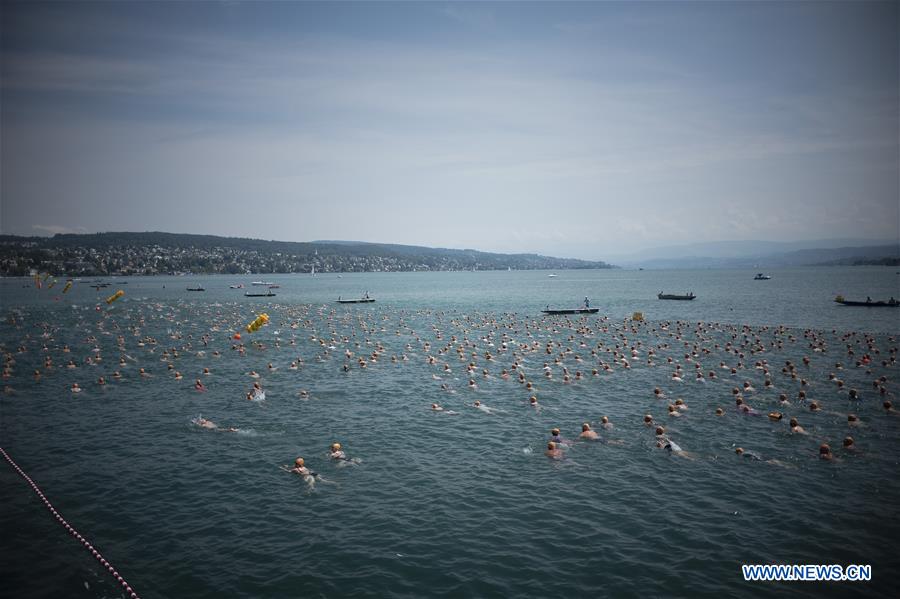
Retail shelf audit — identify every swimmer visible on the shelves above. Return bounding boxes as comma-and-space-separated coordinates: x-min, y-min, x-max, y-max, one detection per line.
847, 414, 860, 427
195, 416, 217, 430
883, 400, 896, 414
736, 446, 790, 467
330, 442, 346, 460
842, 436, 855, 450
819, 444, 833, 461
71, 382, 82, 393
579, 423, 599, 440
473, 400, 498, 414
431, 403, 444, 411
545, 441, 564, 460
600, 416, 612, 430
715, 407, 724, 416
286, 457, 318, 487
194, 379, 205, 391
789, 417, 806, 435
643, 414, 654, 426
667, 405, 681, 418
735, 447, 761, 460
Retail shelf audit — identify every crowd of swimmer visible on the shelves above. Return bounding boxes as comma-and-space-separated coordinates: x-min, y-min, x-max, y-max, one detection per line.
2, 300, 898, 489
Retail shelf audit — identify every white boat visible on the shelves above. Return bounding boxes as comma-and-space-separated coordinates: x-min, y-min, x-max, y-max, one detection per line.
548, 274, 558, 278
754, 273, 771, 280
251, 281, 275, 286
229, 284, 244, 289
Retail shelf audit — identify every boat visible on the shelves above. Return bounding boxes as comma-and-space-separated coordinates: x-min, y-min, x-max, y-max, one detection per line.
658, 292, 696, 300
267, 284, 280, 289
834, 295, 898, 307
541, 308, 599, 315
186, 286, 205, 292
337, 293, 374, 304
548, 274, 558, 278
251, 281, 275, 286
245, 291, 276, 297
754, 273, 772, 280
229, 284, 244, 289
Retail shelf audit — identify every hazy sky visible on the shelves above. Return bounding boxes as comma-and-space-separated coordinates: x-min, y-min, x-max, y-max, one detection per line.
1, 1, 897, 259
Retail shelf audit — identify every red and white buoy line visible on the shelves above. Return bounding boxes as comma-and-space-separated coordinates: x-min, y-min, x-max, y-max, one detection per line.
1, 447, 140, 599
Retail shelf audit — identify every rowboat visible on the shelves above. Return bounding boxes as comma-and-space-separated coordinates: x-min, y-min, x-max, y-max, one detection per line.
541, 308, 599, 315
245, 291, 276, 297
337, 298, 375, 304
835, 296, 898, 307
658, 292, 695, 300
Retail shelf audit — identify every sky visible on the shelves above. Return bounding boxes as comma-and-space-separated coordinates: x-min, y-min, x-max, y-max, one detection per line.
1, 1, 897, 260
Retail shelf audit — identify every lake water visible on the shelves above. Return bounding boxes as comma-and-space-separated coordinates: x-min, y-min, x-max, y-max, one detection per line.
2, 267, 898, 598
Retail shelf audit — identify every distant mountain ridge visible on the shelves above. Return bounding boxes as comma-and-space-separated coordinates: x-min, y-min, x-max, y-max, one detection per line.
0, 231, 613, 276
611, 239, 899, 269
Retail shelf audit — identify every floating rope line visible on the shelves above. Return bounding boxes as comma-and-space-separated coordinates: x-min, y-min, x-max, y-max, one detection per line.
1, 447, 140, 599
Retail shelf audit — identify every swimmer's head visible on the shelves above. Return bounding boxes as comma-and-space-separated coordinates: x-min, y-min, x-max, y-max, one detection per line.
843, 436, 854, 448
551, 428, 560, 436
790, 418, 799, 427
547, 441, 556, 450
601, 416, 609, 424
848, 414, 858, 422
331, 443, 341, 451
655, 426, 665, 436
715, 407, 724, 416
735, 447, 744, 455
810, 402, 819, 411
643, 414, 653, 423
819, 444, 832, 457
675, 398, 684, 406
294, 457, 304, 466
582, 423, 591, 431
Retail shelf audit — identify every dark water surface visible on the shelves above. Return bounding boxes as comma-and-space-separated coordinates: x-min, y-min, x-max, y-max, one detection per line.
2, 268, 898, 598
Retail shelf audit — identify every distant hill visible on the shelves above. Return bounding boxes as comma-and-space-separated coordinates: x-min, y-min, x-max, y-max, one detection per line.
0, 232, 614, 276
610, 239, 899, 269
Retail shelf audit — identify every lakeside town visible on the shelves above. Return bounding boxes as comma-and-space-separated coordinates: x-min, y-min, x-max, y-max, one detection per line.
0, 232, 611, 277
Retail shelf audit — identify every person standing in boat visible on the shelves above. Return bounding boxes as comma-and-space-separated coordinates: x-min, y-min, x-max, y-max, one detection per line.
584, 297, 590, 308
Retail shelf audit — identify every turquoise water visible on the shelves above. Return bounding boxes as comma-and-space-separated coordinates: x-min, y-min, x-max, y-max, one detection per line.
2, 267, 898, 598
